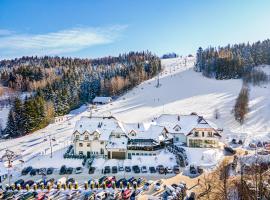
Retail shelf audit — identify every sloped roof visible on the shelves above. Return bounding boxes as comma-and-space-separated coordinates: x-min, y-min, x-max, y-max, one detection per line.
155, 114, 218, 136
74, 116, 125, 141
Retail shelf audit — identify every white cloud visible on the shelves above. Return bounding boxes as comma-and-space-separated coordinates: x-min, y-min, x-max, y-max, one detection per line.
0, 25, 127, 59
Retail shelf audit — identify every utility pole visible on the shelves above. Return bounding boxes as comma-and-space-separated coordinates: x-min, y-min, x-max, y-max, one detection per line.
2, 149, 16, 186
156, 73, 160, 88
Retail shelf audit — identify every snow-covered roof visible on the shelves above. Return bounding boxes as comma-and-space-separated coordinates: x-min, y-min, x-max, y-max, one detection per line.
0, 162, 7, 176
125, 123, 171, 142
73, 116, 125, 141
92, 96, 112, 103
107, 136, 128, 150
154, 114, 218, 136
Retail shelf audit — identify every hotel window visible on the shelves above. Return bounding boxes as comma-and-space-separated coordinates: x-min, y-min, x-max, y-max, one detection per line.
100, 141, 104, 145
85, 135, 89, 140
202, 132, 205, 137
75, 135, 79, 140
79, 143, 83, 147
87, 143, 90, 147
195, 132, 199, 137
208, 132, 212, 137
100, 148, 104, 154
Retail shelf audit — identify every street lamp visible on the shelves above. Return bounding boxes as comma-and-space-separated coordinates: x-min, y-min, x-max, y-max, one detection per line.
2, 149, 16, 186
44, 135, 56, 158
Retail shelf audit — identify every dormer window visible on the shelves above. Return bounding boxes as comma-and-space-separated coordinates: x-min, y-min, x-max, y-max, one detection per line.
173, 125, 181, 132
129, 130, 136, 137
75, 135, 79, 140
85, 135, 89, 140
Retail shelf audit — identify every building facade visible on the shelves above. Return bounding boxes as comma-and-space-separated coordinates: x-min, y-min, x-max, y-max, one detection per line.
72, 113, 222, 159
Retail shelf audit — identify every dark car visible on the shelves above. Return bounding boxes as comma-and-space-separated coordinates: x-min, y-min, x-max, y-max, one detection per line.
47, 167, 54, 175
125, 166, 131, 172
59, 165, 67, 175
15, 179, 24, 186
149, 167, 156, 173
190, 165, 197, 174
23, 180, 35, 188
38, 168, 46, 175
66, 178, 75, 185
173, 165, 180, 174
156, 165, 165, 174
21, 166, 33, 175
89, 167, 95, 174
224, 146, 236, 155
116, 178, 127, 188
66, 167, 73, 174
98, 176, 107, 185
104, 166, 111, 174
112, 166, 118, 173
132, 165, 140, 173
30, 168, 37, 176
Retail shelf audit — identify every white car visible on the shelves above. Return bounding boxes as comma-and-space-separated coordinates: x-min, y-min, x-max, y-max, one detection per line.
166, 167, 173, 173
143, 182, 150, 191
154, 182, 162, 191
141, 166, 147, 173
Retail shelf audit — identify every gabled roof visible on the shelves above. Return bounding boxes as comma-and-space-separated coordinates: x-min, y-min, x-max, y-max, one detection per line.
73, 116, 126, 141
155, 114, 219, 136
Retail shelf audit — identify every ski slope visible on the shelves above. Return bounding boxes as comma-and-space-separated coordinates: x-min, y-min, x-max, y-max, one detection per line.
0, 57, 269, 169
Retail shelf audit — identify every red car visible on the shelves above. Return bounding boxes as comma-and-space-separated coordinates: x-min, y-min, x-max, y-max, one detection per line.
122, 189, 132, 199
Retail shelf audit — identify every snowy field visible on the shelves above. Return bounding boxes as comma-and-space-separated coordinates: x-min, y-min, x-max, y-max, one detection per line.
0, 57, 269, 176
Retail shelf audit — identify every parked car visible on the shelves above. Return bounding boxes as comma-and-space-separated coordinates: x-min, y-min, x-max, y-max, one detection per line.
173, 165, 180, 174
75, 167, 83, 174
125, 166, 131, 172
197, 166, 204, 174
166, 167, 173, 173
112, 166, 118, 173
22, 166, 33, 175
99, 176, 108, 185
30, 168, 37, 176
156, 165, 165, 174
89, 167, 95, 174
38, 168, 46, 175
59, 165, 67, 175
66, 178, 75, 185
47, 167, 54, 175
190, 165, 197, 174
224, 146, 236, 154
143, 182, 150, 191
116, 178, 127, 188
104, 166, 110, 174
118, 166, 124, 172
83, 191, 95, 200
132, 165, 140, 173
122, 189, 132, 200
23, 180, 35, 188
141, 166, 147, 173
15, 179, 24, 186
149, 166, 156, 173
66, 167, 73, 174
154, 181, 162, 191
96, 191, 107, 200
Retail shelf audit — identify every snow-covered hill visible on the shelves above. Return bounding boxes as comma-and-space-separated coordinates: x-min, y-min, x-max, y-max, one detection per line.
0, 57, 269, 167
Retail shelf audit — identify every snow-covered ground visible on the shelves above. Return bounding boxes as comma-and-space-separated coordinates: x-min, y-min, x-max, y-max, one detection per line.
0, 57, 269, 175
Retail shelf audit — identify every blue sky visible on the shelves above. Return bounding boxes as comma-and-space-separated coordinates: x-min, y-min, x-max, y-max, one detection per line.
0, 0, 270, 59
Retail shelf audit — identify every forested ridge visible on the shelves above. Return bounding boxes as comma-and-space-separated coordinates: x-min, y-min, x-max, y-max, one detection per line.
0, 51, 161, 137
195, 39, 270, 81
